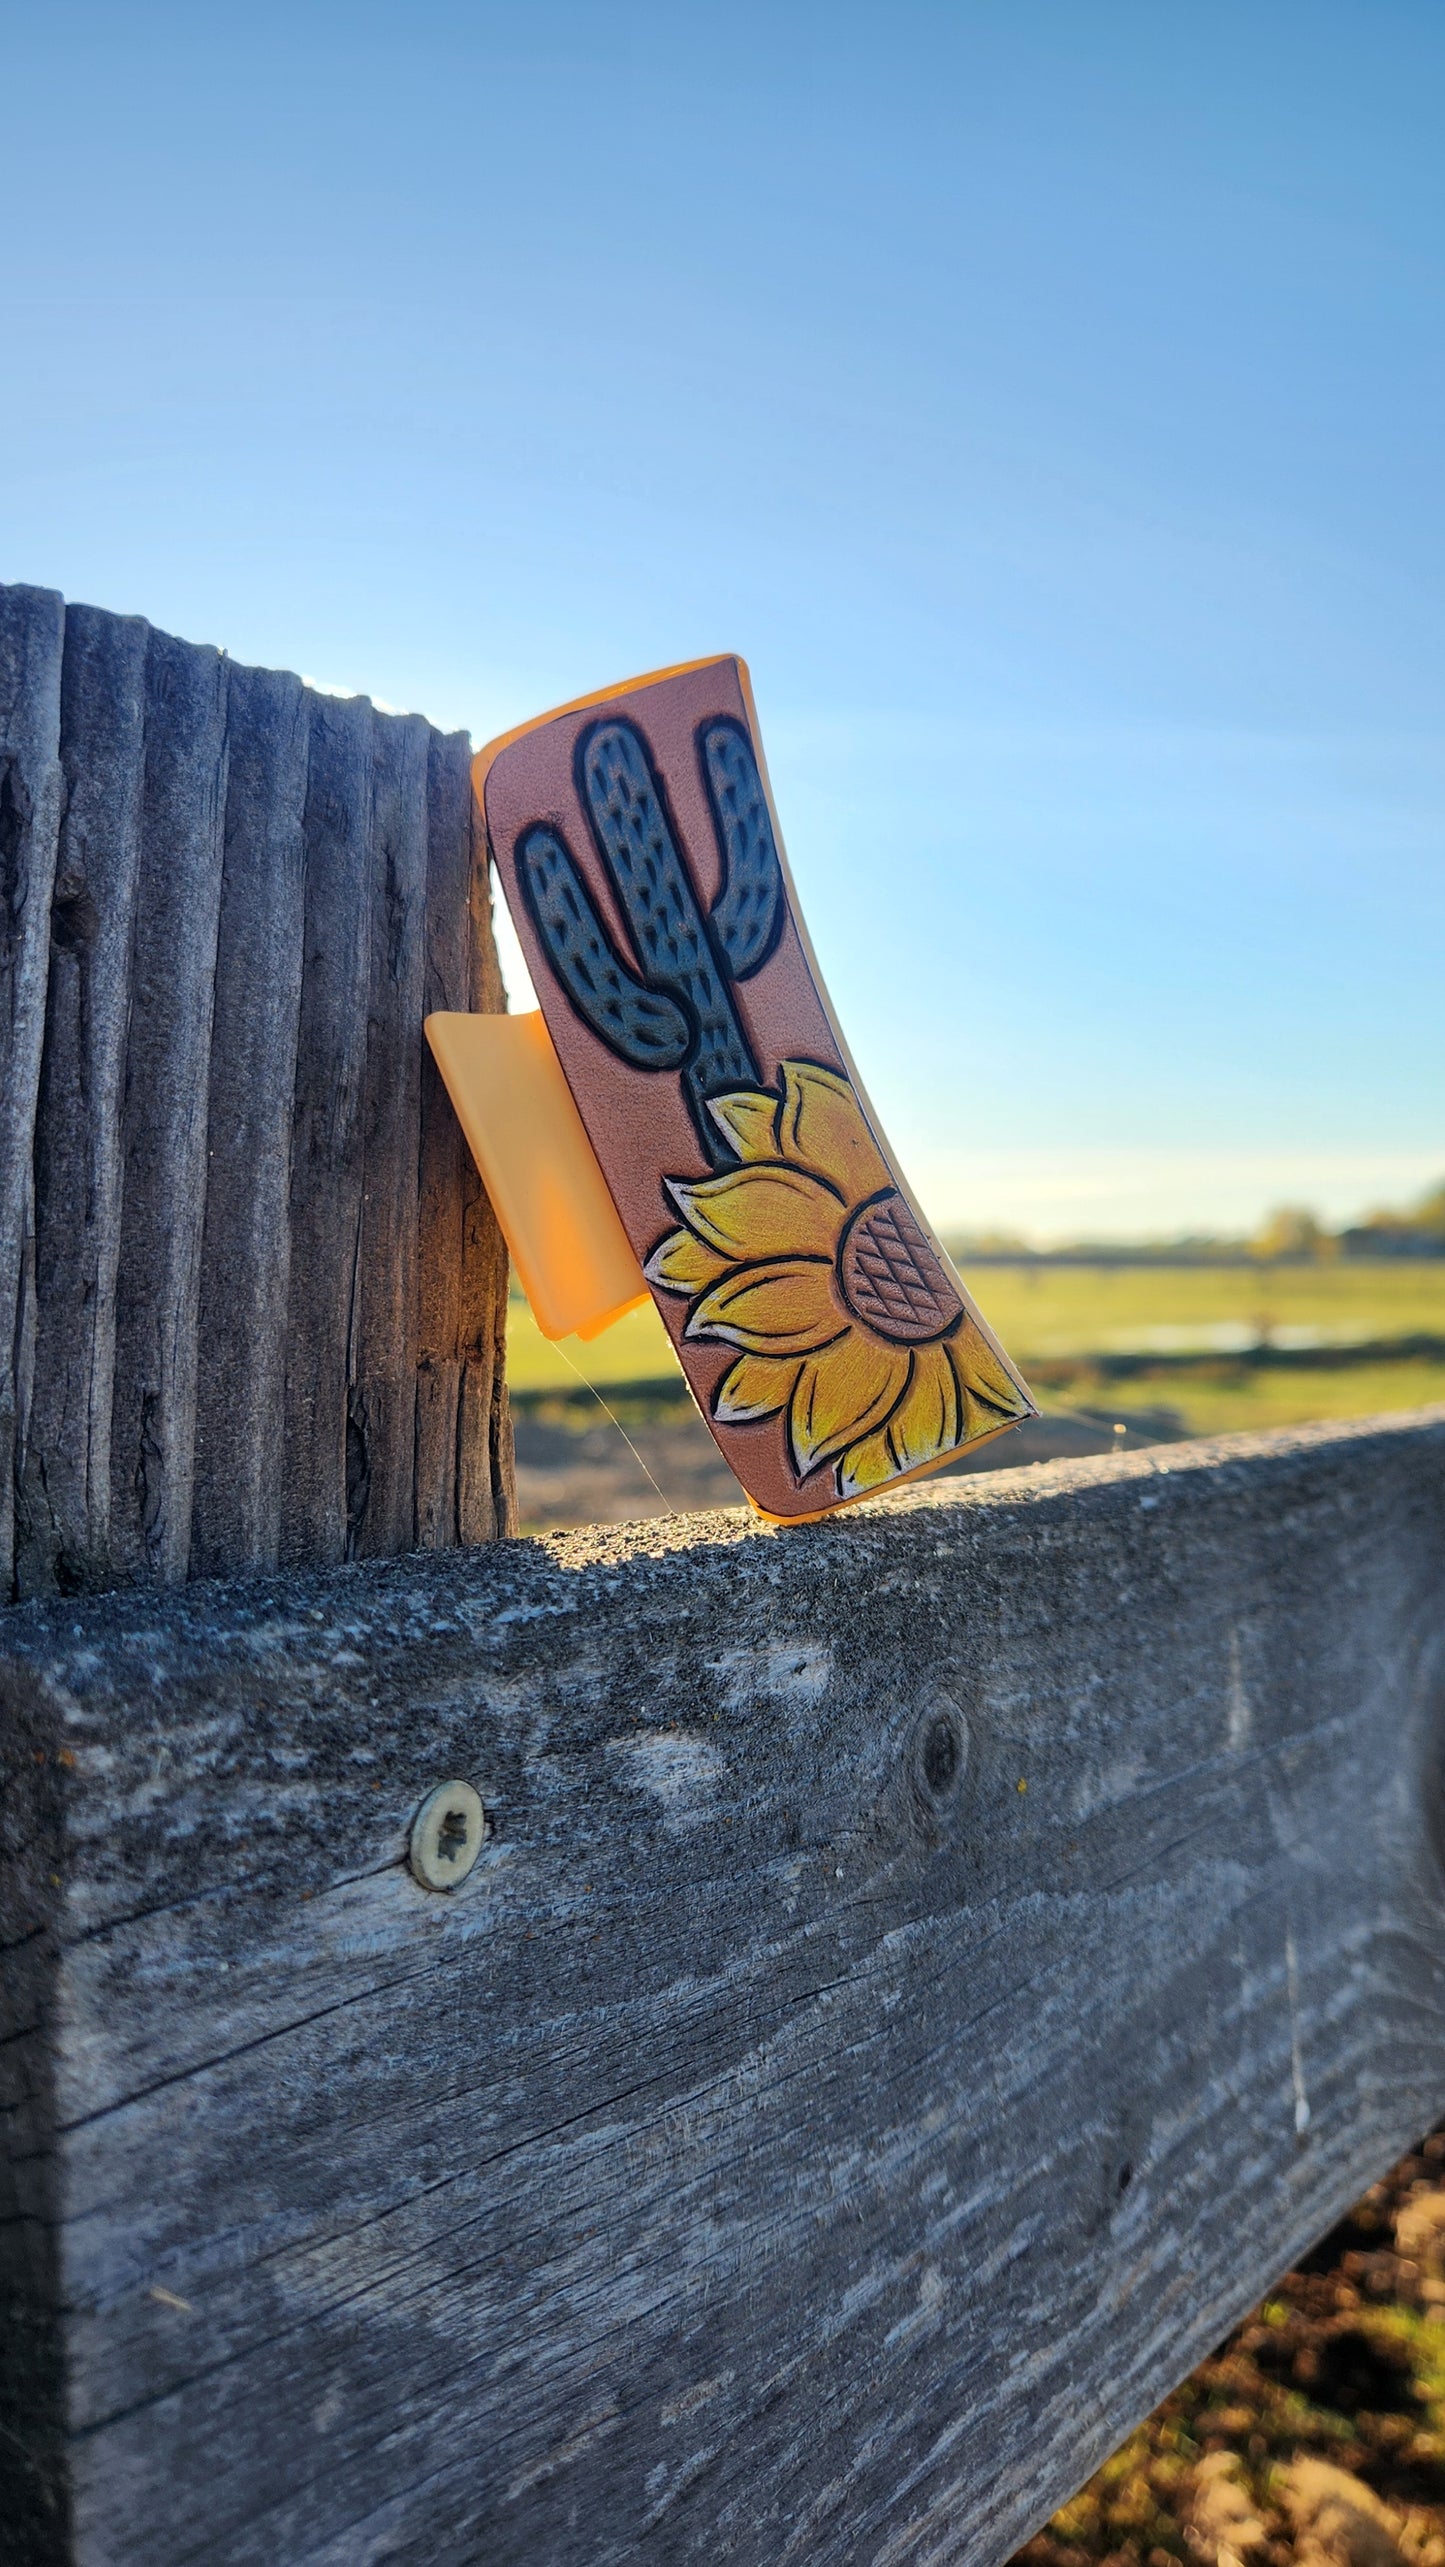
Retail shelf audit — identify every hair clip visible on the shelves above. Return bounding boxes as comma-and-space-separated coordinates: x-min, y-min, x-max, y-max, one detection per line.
426, 656, 1036, 1520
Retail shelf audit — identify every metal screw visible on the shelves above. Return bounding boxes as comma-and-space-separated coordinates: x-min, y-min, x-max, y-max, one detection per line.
409, 1780, 486, 1891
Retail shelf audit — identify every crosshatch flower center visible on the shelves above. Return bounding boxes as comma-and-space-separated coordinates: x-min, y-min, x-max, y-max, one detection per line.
838, 1192, 963, 1345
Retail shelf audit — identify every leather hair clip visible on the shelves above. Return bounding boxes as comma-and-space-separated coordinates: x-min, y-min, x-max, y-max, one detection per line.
426, 656, 1036, 1520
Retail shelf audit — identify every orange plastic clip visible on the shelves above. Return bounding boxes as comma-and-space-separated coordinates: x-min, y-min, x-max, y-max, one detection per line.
423, 1009, 647, 1342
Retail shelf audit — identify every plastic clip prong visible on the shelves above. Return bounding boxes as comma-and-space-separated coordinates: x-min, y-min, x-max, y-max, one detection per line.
424, 1009, 648, 1342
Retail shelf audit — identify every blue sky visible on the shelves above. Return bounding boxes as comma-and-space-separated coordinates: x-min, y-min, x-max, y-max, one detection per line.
4, 0, 1441, 1238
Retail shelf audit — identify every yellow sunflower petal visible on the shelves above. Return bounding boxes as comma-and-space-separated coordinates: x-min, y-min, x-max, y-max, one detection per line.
777, 1061, 891, 1204
686, 1258, 843, 1354
955, 1322, 1030, 1426
667, 1163, 845, 1262
643, 1227, 731, 1296
963, 1386, 1025, 1441
788, 1332, 910, 1476
707, 1089, 781, 1162
836, 1427, 897, 1499
887, 1340, 962, 1472
714, 1351, 798, 1423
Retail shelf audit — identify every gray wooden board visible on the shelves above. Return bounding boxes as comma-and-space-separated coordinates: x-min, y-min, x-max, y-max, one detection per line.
414, 732, 510, 1555
350, 709, 429, 1560
0, 580, 515, 1601
281, 687, 377, 1570
2, 1412, 1443, 2566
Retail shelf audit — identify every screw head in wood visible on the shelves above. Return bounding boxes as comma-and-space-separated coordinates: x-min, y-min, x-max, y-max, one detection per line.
409, 1780, 486, 1891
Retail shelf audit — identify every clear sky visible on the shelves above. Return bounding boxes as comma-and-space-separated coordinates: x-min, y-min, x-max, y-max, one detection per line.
5, 0, 1441, 1239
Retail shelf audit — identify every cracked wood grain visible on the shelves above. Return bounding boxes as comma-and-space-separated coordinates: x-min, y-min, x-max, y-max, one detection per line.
0, 580, 514, 1599
190, 661, 309, 1579
18, 604, 148, 1596
349, 707, 429, 1560
0, 586, 65, 1592
415, 730, 511, 1550
2, 1414, 1443, 2566
108, 626, 231, 1584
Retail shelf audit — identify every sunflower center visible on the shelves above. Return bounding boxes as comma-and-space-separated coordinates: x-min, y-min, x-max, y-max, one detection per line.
837, 1193, 963, 1345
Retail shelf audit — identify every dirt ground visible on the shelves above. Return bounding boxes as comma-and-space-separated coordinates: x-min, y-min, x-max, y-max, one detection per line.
510, 1396, 1175, 1533
1010, 2131, 1445, 2566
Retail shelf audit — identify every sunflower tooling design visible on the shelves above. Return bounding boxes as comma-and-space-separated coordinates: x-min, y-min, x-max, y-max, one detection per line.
476, 655, 1036, 1518
646, 1062, 1028, 1500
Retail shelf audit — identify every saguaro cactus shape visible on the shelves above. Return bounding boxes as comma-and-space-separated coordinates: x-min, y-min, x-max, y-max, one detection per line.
517, 714, 782, 1162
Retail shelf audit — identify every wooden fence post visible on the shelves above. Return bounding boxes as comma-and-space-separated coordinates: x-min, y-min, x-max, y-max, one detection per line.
0, 581, 514, 1602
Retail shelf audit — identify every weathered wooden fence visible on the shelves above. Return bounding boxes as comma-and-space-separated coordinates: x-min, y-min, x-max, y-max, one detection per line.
3, 586, 1444, 2567
0, 582, 513, 1605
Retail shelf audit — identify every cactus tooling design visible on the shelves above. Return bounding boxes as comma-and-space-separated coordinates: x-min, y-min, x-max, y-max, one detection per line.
518, 717, 782, 1164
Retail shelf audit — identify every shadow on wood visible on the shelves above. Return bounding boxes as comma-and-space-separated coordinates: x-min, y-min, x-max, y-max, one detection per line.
2, 1412, 1442, 2565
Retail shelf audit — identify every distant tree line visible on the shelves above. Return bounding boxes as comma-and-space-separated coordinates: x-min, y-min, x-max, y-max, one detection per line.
1344, 1181, 1445, 1257
1254, 1183, 1445, 1262
946, 1179, 1445, 1265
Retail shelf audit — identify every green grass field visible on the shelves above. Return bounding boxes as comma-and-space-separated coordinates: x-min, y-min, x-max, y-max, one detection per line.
507, 1259, 1445, 1439
959, 1257, 1445, 1356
